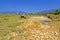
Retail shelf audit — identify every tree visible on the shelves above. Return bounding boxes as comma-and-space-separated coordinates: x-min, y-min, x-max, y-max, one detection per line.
54, 9, 60, 15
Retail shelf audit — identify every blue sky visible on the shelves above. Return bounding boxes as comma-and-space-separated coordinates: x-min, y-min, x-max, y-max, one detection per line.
0, 0, 60, 13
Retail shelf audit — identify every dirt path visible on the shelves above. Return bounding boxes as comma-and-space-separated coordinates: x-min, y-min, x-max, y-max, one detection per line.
25, 16, 51, 29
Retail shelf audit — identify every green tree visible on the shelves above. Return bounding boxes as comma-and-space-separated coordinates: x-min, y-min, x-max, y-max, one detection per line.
54, 9, 60, 15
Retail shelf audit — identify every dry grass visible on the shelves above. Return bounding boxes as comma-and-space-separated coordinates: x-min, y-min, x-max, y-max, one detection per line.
0, 14, 60, 40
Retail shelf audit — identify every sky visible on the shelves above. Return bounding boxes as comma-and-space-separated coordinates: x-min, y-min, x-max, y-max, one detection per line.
0, 0, 60, 13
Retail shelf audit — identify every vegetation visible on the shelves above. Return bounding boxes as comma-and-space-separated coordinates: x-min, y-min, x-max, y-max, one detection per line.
54, 9, 60, 15
0, 9, 60, 40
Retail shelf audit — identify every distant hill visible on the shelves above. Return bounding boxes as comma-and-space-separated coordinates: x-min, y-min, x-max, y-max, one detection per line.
37, 9, 56, 14
0, 9, 58, 14
0, 11, 27, 14
0, 11, 17, 14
